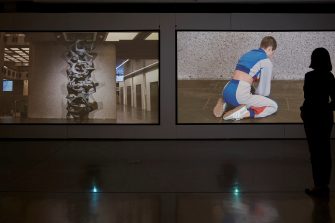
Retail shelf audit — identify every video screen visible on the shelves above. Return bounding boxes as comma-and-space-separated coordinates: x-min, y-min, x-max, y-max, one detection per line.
177, 31, 335, 123
2, 80, 13, 92
0, 32, 159, 123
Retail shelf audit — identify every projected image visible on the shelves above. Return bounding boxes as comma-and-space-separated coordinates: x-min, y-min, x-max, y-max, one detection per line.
3, 80, 13, 92
177, 32, 335, 123
0, 32, 159, 123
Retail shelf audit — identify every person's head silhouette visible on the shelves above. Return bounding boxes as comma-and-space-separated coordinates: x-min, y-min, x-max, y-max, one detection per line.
309, 47, 332, 71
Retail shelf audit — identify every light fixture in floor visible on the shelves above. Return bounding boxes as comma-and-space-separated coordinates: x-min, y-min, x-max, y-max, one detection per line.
92, 185, 98, 193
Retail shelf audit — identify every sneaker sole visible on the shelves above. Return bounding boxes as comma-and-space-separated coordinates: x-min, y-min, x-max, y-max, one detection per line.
222, 105, 246, 120
213, 98, 226, 118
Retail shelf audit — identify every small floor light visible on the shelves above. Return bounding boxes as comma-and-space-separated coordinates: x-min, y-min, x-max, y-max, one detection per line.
92, 186, 98, 193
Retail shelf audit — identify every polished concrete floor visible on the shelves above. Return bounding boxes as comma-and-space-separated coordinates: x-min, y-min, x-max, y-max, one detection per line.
178, 80, 307, 123
0, 140, 334, 222
0, 104, 158, 124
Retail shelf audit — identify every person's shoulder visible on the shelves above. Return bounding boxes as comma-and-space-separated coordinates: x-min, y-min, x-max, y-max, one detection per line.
304, 70, 314, 79
328, 71, 335, 80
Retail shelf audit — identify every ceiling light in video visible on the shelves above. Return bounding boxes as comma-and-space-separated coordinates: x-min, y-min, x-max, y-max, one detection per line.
105, 32, 138, 42
145, 33, 159, 40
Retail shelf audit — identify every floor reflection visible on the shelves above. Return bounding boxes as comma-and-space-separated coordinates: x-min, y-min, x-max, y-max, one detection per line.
220, 198, 278, 223
0, 193, 160, 223
0, 140, 334, 222
312, 197, 332, 223
66, 165, 102, 223
178, 194, 335, 223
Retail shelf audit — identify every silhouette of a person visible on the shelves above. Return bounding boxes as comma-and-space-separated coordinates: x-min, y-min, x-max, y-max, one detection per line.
301, 47, 335, 196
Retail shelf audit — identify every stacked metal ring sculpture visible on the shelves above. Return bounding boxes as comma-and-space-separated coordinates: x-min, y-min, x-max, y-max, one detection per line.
65, 40, 98, 120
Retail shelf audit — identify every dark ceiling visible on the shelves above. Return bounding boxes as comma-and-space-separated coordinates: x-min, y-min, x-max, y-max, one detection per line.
1, 0, 335, 13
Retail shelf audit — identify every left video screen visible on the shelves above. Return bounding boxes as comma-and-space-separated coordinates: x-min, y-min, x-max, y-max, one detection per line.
0, 32, 159, 124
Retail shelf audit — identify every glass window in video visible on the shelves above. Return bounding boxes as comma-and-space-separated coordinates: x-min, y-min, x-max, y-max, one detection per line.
0, 32, 159, 123
177, 32, 335, 123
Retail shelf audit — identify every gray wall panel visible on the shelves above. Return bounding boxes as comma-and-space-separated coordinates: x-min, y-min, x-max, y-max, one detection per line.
176, 125, 285, 139
0, 125, 68, 138
284, 125, 306, 138
176, 13, 231, 30
284, 125, 335, 138
66, 125, 164, 138
159, 14, 176, 129
231, 14, 335, 30
0, 13, 160, 30
1, 13, 335, 139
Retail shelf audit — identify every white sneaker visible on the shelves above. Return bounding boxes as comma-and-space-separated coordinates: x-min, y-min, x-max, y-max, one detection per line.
223, 105, 248, 121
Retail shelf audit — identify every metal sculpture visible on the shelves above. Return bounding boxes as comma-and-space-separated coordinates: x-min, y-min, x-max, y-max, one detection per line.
65, 40, 98, 120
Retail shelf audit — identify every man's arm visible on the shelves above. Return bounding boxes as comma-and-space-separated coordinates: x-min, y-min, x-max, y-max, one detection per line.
255, 59, 273, 97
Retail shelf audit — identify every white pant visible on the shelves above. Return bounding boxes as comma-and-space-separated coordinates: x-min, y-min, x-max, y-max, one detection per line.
223, 80, 278, 118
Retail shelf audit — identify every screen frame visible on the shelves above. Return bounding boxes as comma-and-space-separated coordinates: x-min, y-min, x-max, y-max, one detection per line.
0, 13, 335, 139
0, 28, 161, 126
176, 29, 335, 125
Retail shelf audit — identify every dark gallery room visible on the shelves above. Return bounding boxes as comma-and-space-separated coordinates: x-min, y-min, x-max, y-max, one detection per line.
1, 0, 335, 222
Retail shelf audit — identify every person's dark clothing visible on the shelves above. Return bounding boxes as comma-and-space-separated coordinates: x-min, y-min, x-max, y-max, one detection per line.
301, 69, 335, 188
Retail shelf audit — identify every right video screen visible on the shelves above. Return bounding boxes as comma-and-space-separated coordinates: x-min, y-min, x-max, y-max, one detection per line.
177, 31, 335, 123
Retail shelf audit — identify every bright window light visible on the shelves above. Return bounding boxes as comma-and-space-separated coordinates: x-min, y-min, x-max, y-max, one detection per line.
3, 80, 13, 92
105, 32, 138, 42
10, 48, 19, 51
145, 33, 159, 40
22, 48, 29, 51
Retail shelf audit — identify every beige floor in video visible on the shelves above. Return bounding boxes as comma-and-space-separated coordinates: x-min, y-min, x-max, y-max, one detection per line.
0, 105, 158, 124
178, 80, 305, 123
